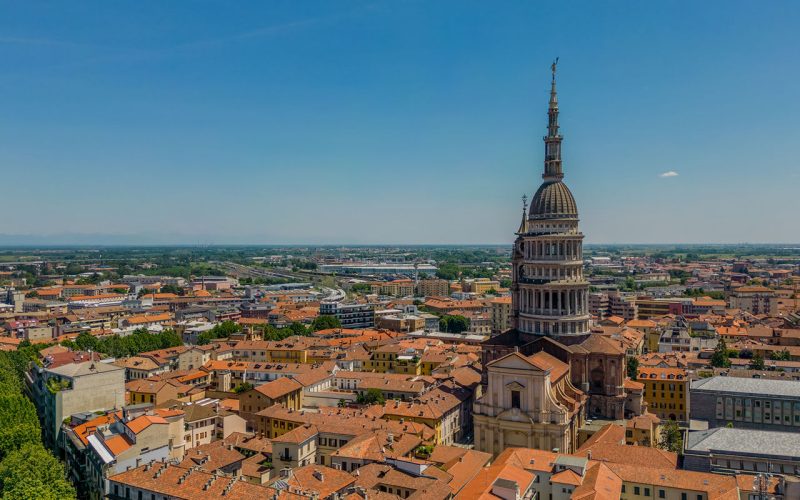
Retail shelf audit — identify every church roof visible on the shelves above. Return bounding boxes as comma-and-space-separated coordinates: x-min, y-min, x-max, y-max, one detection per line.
577, 334, 626, 355
529, 180, 578, 220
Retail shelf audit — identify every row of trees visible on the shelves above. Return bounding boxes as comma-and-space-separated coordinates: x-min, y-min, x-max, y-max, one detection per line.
0, 345, 76, 499
196, 316, 343, 345
61, 329, 182, 358
439, 315, 470, 334
711, 339, 790, 369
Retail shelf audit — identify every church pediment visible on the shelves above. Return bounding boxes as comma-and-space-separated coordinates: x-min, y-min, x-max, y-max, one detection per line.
487, 352, 548, 372
506, 381, 526, 391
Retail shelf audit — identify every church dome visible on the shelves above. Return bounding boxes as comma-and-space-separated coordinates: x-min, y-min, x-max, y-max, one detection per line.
529, 180, 578, 219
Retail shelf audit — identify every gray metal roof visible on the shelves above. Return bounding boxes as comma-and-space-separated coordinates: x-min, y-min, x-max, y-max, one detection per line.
686, 427, 800, 459
691, 376, 800, 398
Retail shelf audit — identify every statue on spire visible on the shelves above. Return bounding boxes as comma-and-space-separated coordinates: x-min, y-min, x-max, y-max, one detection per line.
551, 57, 559, 79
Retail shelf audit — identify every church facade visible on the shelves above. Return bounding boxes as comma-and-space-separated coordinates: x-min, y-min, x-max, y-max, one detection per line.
474, 64, 633, 456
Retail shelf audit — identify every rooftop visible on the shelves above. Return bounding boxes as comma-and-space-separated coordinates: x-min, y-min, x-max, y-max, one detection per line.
685, 427, 800, 459
691, 376, 800, 398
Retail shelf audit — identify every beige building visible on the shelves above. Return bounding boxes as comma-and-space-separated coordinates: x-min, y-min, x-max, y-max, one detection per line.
473, 351, 586, 456
375, 313, 425, 332
29, 355, 126, 451
415, 278, 450, 297
730, 285, 778, 315
490, 296, 512, 335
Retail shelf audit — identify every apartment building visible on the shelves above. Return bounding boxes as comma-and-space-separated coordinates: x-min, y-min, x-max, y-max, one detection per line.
490, 296, 511, 335
320, 301, 375, 328
638, 366, 689, 422
27, 353, 126, 451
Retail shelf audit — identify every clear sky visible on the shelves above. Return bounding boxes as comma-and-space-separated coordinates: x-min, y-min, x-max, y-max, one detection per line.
1, 1, 798, 245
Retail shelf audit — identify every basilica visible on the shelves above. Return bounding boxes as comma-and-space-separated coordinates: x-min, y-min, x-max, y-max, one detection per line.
473, 63, 636, 456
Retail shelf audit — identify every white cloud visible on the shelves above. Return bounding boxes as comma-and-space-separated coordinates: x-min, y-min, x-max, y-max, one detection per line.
659, 171, 679, 178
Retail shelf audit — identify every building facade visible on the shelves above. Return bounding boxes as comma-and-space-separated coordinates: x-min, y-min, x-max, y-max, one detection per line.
690, 376, 800, 431
473, 351, 586, 456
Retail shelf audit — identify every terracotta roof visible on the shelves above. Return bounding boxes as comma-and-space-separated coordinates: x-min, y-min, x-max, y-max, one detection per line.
103, 434, 132, 456
254, 377, 303, 399
126, 415, 168, 434
108, 463, 290, 499
606, 463, 739, 499
551, 468, 583, 486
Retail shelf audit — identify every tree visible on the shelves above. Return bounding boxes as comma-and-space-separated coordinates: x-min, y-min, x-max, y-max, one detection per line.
710, 338, 731, 368
311, 315, 342, 331
485, 288, 498, 296
159, 284, 183, 295
356, 388, 385, 405
770, 349, 791, 361
627, 357, 639, 381
439, 315, 470, 334
658, 420, 683, 454
350, 283, 372, 294
0, 443, 76, 500
233, 382, 254, 394
435, 263, 460, 281
749, 354, 765, 370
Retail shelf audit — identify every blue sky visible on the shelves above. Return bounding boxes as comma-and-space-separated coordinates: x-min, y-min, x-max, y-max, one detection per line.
1, 0, 798, 245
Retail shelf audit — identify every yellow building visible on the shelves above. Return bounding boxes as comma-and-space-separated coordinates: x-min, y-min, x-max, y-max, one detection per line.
625, 413, 661, 447
232, 339, 311, 363
462, 278, 500, 295
363, 344, 403, 373
638, 367, 688, 422
415, 279, 450, 297
625, 319, 658, 352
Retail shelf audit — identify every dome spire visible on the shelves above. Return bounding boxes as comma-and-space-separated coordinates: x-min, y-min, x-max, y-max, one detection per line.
516, 194, 529, 234
543, 57, 563, 181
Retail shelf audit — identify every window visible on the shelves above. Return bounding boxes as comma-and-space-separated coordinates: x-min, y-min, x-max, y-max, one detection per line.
511, 390, 521, 409
659, 490, 666, 498
634, 486, 640, 495
644, 488, 650, 496
681, 494, 687, 500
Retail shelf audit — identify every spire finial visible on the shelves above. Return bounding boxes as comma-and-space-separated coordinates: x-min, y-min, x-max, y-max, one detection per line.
543, 58, 563, 181
522, 194, 528, 210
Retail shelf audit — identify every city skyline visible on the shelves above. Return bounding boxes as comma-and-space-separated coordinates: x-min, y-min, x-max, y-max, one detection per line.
2, 1, 799, 245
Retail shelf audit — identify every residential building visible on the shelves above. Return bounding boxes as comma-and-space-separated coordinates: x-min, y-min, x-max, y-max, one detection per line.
415, 278, 450, 297
27, 353, 126, 451
106, 462, 284, 499
238, 377, 303, 426
319, 301, 375, 328
730, 285, 778, 315
637, 366, 689, 422
490, 296, 512, 335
